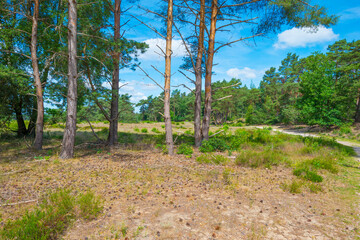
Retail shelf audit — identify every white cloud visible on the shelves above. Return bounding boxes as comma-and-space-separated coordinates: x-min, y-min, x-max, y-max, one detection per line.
274, 26, 339, 49
226, 67, 257, 80
341, 7, 360, 20
139, 38, 187, 60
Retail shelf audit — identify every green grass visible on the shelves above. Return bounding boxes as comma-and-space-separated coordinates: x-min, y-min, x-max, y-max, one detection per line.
235, 149, 288, 168
196, 154, 229, 165
141, 128, 148, 133
281, 179, 303, 194
0, 189, 103, 240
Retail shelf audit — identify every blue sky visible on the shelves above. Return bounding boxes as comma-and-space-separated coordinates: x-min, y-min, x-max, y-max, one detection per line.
114, 0, 360, 104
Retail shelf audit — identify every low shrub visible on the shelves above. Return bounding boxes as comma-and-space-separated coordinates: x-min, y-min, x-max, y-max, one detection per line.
196, 154, 229, 165
176, 143, 193, 157
141, 128, 148, 133
293, 167, 323, 182
134, 127, 140, 132
151, 128, 160, 133
199, 138, 228, 153
235, 149, 287, 168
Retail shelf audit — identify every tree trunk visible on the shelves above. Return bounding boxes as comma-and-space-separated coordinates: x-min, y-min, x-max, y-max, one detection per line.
108, 0, 121, 146
14, 100, 28, 137
202, 0, 217, 141
194, 0, 205, 147
164, 0, 174, 155
30, 0, 44, 150
60, 0, 78, 159
355, 88, 360, 123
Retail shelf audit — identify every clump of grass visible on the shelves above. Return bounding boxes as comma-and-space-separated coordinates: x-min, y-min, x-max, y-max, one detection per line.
196, 154, 229, 165
134, 127, 140, 132
0, 189, 103, 240
176, 143, 193, 157
308, 183, 323, 193
235, 149, 287, 168
281, 179, 303, 193
293, 168, 323, 182
141, 128, 148, 133
77, 191, 103, 220
151, 127, 160, 133
293, 155, 339, 182
161, 125, 165, 129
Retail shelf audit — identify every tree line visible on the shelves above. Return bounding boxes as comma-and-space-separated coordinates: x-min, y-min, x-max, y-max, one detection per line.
0, 0, 337, 157
137, 39, 360, 128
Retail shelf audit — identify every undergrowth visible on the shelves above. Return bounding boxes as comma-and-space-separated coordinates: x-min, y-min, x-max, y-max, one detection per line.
0, 189, 103, 240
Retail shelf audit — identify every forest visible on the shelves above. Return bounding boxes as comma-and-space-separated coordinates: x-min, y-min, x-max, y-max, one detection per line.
1, 0, 360, 239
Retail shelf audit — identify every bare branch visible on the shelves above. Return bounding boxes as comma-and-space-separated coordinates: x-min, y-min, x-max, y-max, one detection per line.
136, 64, 164, 90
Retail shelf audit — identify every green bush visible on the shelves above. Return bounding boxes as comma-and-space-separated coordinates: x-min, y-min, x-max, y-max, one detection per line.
176, 143, 193, 157
151, 128, 160, 133
141, 128, 148, 133
196, 154, 229, 165
134, 127, 140, 132
199, 138, 228, 153
235, 149, 287, 168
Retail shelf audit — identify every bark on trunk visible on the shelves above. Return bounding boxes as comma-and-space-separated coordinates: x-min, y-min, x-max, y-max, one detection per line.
60, 0, 78, 159
164, 0, 174, 155
14, 101, 28, 137
31, 0, 44, 150
355, 88, 360, 123
194, 0, 205, 147
108, 0, 121, 146
202, 0, 217, 141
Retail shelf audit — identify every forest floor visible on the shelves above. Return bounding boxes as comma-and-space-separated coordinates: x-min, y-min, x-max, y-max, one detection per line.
1, 123, 360, 239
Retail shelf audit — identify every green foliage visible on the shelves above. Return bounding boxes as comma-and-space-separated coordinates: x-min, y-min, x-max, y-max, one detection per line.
293, 154, 339, 182
176, 144, 193, 157
155, 144, 168, 154
196, 154, 229, 165
134, 127, 140, 132
151, 127, 160, 133
141, 128, 148, 133
281, 180, 303, 194
0, 189, 103, 240
77, 191, 103, 220
235, 149, 287, 168
199, 138, 228, 152
308, 183, 323, 193
298, 53, 343, 127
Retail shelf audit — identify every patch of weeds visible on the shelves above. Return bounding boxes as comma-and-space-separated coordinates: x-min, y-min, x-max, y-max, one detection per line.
151, 128, 160, 133
134, 127, 140, 132
235, 149, 287, 168
196, 154, 229, 165
293, 155, 339, 183
53, 159, 60, 164
293, 167, 323, 182
222, 168, 232, 185
76, 191, 103, 220
281, 179, 303, 193
176, 143, 193, 157
133, 226, 144, 238
141, 128, 148, 133
161, 125, 165, 129
184, 130, 193, 135
199, 138, 228, 153
155, 144, 168, 154
308, 183, 323, 193
34, 156, 50, 161
339, 124, 352, 135
0, 189, 103, 240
